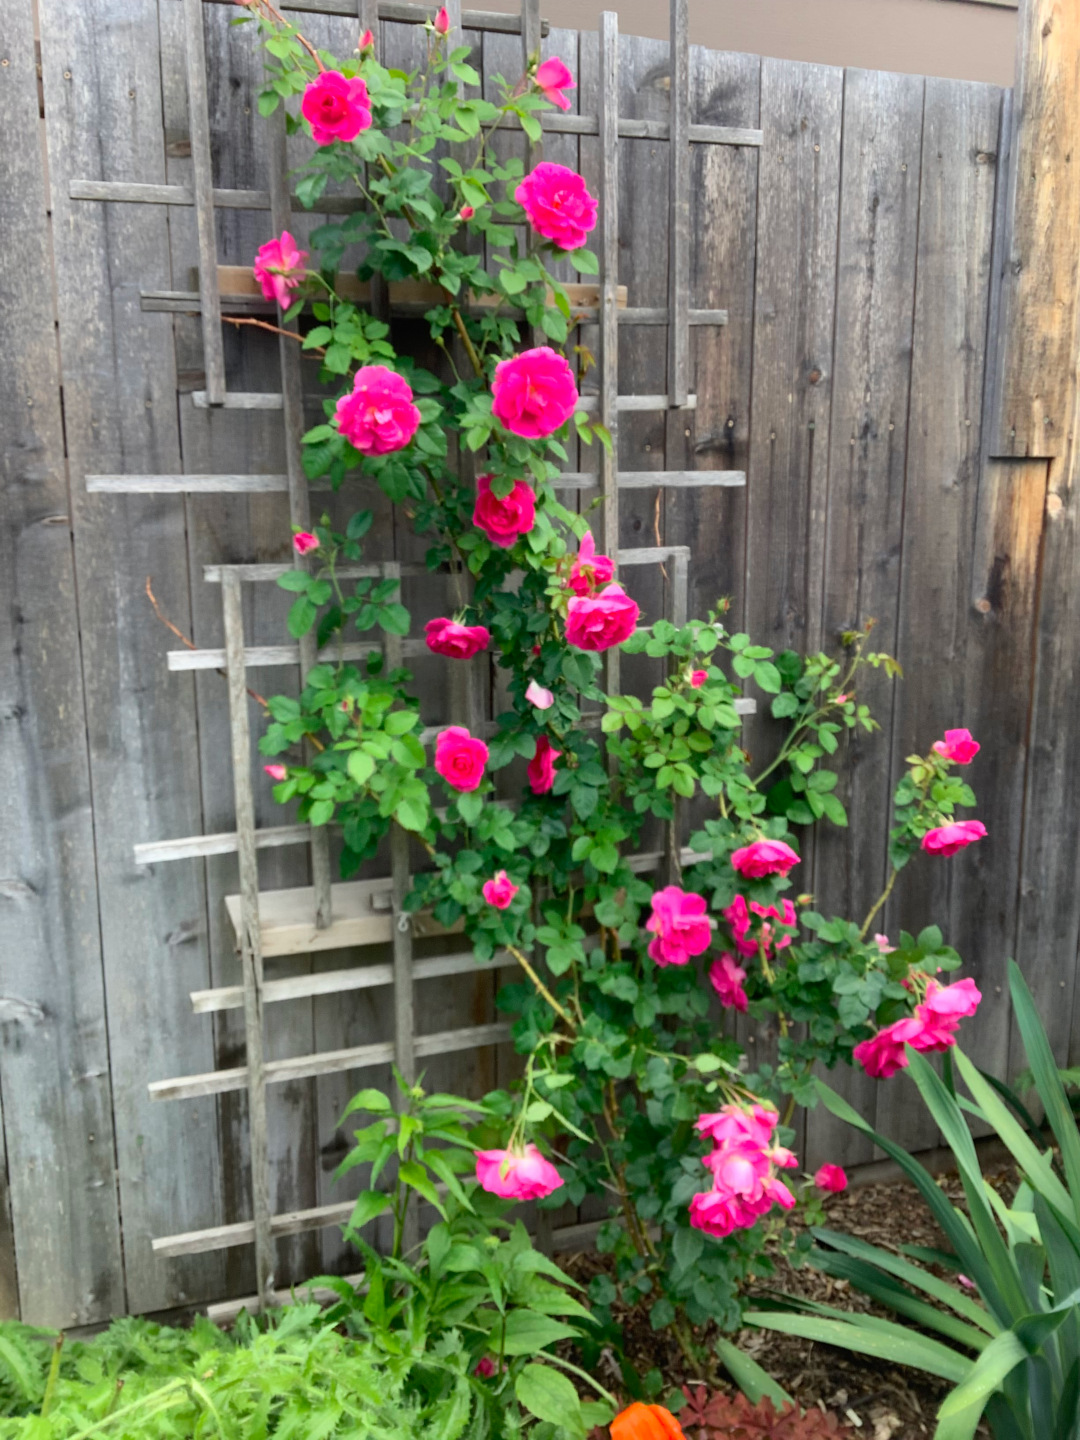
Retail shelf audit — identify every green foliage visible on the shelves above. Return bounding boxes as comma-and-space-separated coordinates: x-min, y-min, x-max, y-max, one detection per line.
749, 961, 1080, 1440
239, 4, 984, 1377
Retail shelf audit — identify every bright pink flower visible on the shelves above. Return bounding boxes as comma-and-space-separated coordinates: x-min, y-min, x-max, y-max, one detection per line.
958, 1275, 976, 1291
645, 886, 713, 966
264, 763, 287, 782
709, 954, 748, 1012
527, 735, 560, 794
921, 820, 987, 857
933, 728, 980, 765
482, 870, 519, 909
301, 70, 373, 145
535, 56, 575, 112
731, 839, 800, 879
814, 1163, 848, 1193
472, 473, 536, 548
565, 584, 639, 652
425, 617, 490, 660
515, 162, 598, 251
690, 670, 708, 688
474, 1144, 563, 1200
434, 5, 450, 33
435, 726, 488, 792
525, 679, 554, 710
253, 231, 308, 308
908, 977, 982, 1052
491, 347, 579, 439
459, 204, 475, 219
696, 1104, 778, 1150
690, 1104, 797, 1238
474, 1356, 497, 1378
749, 898, 798, 952
335, 365, 421, 455
853, 1016, 924, 1079
357, 27, 375, 53
874, 933, 895, 954
568, 531, 615, 597
292, 530, 320, 556
723, 895, 757, 958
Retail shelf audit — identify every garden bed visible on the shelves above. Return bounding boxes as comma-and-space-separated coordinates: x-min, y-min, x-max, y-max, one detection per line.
563, 1165, 1017, 1438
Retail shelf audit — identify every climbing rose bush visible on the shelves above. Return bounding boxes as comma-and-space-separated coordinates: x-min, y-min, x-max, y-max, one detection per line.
239, 5, 987, 1368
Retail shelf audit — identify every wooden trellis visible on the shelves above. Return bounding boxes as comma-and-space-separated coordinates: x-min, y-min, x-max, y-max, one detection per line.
76, 0, 761, 1315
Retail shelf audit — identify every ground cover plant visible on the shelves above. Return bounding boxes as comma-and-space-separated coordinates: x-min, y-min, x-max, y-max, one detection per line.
234, 0, 990, 1379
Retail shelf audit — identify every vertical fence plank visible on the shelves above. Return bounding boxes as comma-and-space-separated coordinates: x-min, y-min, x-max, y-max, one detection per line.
805, 67, 926, 1171
666, 0, 689, 410
183, 0, 227, 404
599, 12, 620, 699
874, 79, 1004, 1150
0, 0, 122, 1326
39, 0, 227, 1315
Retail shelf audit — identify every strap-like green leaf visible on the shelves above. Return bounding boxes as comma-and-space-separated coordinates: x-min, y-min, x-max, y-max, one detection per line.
1010, 959, 1080, 1232
715, 1336, 793, 1409
934, 1331, 1028, 1440
809, 1249, 990, 1351
746, 1311, 971, 1383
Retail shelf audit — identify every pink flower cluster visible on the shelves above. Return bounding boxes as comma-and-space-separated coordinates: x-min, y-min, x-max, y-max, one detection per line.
335, 366, 421, 455
646, 886, 713, 966
516, 162, 598, 251
474, 1144, 563, 1200
568, 531, 615, 596
253, 231, 307, 308
853, 976, 982, 1079
724, 895, 797, 959
472, 473, 536, 548
689, 1105, 797, 1239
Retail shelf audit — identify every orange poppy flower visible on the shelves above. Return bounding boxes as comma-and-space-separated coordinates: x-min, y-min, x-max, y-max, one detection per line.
610, 1402, 686, 1440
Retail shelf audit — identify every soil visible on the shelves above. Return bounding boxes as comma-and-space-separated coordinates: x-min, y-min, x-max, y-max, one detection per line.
561, 1165, 1018, 1439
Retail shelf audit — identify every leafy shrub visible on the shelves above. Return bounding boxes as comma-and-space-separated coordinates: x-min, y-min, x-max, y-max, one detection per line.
749, 960, 1080, 1440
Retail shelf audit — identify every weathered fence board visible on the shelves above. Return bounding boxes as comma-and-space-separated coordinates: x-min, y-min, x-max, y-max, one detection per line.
6, 0, 1074, 1325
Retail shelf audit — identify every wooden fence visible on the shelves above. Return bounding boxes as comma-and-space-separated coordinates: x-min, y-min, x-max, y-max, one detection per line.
3, 0, 1078, 1328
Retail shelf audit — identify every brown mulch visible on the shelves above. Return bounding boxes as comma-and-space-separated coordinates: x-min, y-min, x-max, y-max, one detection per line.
562, 1165, 1018, 1439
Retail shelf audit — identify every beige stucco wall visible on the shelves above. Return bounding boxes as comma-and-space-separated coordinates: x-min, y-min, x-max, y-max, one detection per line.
484, 0, 1018, 86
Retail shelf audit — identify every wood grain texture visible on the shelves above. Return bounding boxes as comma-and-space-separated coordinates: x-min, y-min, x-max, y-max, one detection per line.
875, 78, 1003, 1151
806, 67, 925, 1171
39, 0, 229, 1318
0, 0, 121, 1326
988, 0, 1080, 457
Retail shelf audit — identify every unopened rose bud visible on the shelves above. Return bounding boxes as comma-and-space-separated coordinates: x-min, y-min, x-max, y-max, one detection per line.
357, 27, 375, 53
459, 204, 475, 220
434, 6, 450, 35
264, 764, 287, 782
293, 530, 320, 556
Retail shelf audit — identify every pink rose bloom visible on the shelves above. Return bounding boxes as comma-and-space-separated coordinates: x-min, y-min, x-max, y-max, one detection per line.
645, 885, 713, 966
933, 728, 980, 765
723, 895, 757, 958
568, 531, 615, 597
482, 870, 519, 909
425, 617, 490, 660
731, 839, 800, 879
474, 1144, 563, 1200
525, 680, 554, 710
253, 231, 307, 308
335, 365, 421, 455
853, 1016, 924, 1079
301, 70, 373, 145
264, 763, 287, 781
565, 584, 639, 652
907, 977, 982, 1053
690, 670, 708, 688
435, 726, 488, 792
921, 820, 987, 857
814, 1163, 848, 1193
491, 347, 579, 439
527, 735, 561, 794
709, 954, 748, 1012
874, 933, 895, 953
515, 162, 599, 251
535, 56, 575, 111
434, 5, 450, 33
472, 473, 536, 548
696, 1104, 778, 1150
292, 530, 320, 556
459, 205, 475, 220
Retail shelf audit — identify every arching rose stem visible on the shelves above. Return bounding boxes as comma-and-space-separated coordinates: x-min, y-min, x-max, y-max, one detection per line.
505, 944, 572, 1024
246, 0, 326, 72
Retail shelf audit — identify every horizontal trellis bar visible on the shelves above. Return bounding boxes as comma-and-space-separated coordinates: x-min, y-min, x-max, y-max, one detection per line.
202, 561, 433, 583
149, 1021, 512, 1102
191, 948, 517, 1015
166, 638, 428, 671
153, 1201, 356, 1258
136, 824, 311, 865
551, 471, 746, 490
577, 394, 696, 413
194, 390, 698, 413
93, 470, 745, 497
70, 180, 362, 212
